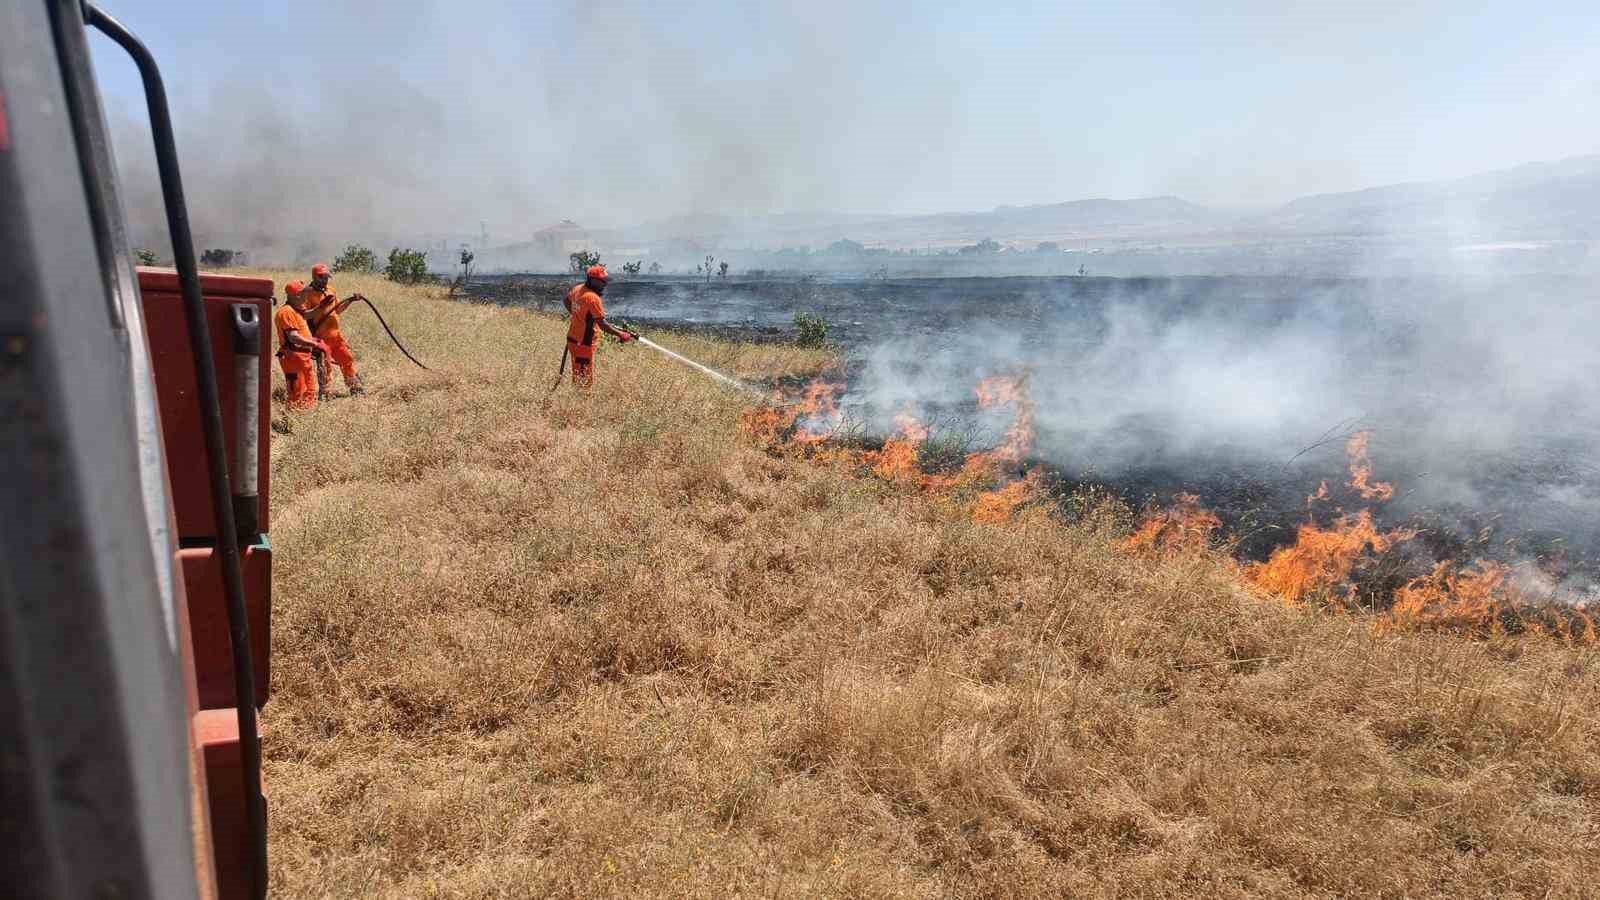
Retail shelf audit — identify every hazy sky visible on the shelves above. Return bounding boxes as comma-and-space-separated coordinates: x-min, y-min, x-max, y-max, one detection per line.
89, 0, 1599, 234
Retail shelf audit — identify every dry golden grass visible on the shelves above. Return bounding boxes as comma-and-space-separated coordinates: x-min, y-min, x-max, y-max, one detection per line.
247, 268, 1600, 898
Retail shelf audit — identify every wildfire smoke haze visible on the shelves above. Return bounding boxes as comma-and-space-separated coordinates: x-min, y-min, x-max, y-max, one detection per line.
79, 1, 1600, 892
738, 273, 1600, 640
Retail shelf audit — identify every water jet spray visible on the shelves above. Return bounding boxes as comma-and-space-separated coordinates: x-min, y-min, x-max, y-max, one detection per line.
636, 336, 764, 396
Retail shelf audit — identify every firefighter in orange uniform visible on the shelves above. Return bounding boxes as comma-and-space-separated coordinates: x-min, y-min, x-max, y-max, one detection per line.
274, 280, 326, 410
563, 264, 635, 388
302, 262, 365, 398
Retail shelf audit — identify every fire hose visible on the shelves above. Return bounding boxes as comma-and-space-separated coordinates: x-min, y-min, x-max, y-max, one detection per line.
348, 295, 432, 371
307, 294, 432, 371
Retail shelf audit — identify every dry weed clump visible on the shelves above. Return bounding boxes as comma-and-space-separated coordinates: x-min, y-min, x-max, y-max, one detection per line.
253, 270, 1600, 898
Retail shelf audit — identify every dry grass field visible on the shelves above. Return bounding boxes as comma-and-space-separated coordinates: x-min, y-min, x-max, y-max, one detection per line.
246, 269, 1599, 898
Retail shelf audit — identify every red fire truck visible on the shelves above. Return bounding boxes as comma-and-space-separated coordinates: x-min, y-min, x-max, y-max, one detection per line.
3, 3, 273, 898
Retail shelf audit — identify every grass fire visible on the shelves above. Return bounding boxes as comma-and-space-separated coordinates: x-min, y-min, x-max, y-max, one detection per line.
22, 4, 1600, 897
254, 271, 1598, 897
744, 364, 1597, 646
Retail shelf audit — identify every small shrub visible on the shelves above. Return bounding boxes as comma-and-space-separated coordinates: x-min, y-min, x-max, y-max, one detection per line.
621, 261, 642, 277
794, 312, 830, 348
132, 247, 158, 266
333, 243, 379, 273
916, 421, 980, 475
200, 248, 242, 268
385, 247, 430, 284
569, 250, 602, 274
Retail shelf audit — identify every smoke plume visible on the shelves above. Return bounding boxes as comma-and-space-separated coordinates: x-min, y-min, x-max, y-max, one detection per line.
93, 1, 1600, 264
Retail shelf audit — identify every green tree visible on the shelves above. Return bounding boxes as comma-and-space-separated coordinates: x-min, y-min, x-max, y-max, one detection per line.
132, 247, 158, 266
332, 243, 378, 273
450, 246, 477, 297
385, 247, 430, 284
794, 312, 830, 348
200, 248, 241, 268
718, 260, 729, 279
569, 249, 602, 274
621, 260, 642, 276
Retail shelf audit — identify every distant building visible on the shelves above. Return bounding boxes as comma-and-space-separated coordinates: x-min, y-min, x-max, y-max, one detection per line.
532, 220, 592, 257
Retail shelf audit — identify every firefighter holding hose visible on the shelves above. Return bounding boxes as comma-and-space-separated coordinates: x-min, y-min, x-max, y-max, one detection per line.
302, 262, 366, 398
274, 280, 328, 410
562, 264, 636, 388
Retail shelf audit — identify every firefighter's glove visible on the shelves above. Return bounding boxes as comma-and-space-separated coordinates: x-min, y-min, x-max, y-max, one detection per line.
618, 331, 637, 344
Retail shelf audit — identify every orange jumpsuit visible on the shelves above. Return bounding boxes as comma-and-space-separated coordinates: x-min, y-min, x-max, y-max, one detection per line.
302, 284, 361, 392
273, 304, 317, 410
565, 283, 607, 388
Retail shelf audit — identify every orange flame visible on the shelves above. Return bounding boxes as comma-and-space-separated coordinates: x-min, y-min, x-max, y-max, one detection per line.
738, 380, 850, 447
892, 410, 929, 443
800, 381, 840, 416
969, 376, 1035, 468
743, 374, 1040, 524
1245, 511, 1416, 605
1379, 561, 1598, 643
1346, 431, 1395, 501
743, 378, 1592, 642
1380, 560, 1514, 635
1569, 607, 1600, 645
737, 403, 799, 444
974, 376, 1021, 407
792, 381, 844, 443
1123, 493, 1223, 555
972, 471, 1043, 524
1307, 480, 1329, 507
871, 439, 920, 482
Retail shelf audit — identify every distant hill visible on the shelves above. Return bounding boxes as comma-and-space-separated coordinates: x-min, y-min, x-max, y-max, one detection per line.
606, 196, 1235, 251
471, 154, 1600, 274
1260, 154, 1600, 238
605, 155, 1600, 251
923, 195, 1228, 232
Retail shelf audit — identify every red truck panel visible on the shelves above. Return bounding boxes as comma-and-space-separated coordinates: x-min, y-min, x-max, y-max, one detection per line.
195, 708, 261, 900
180, 542, 272, 709
140, 267, 274, 899
171, 540, 221, 899
138, 267, 273, 540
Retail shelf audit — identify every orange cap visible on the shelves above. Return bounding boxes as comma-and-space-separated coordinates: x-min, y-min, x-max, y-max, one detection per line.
285, 280, 305, 297
586, 264, 609, 283
311, 263, 330, 278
